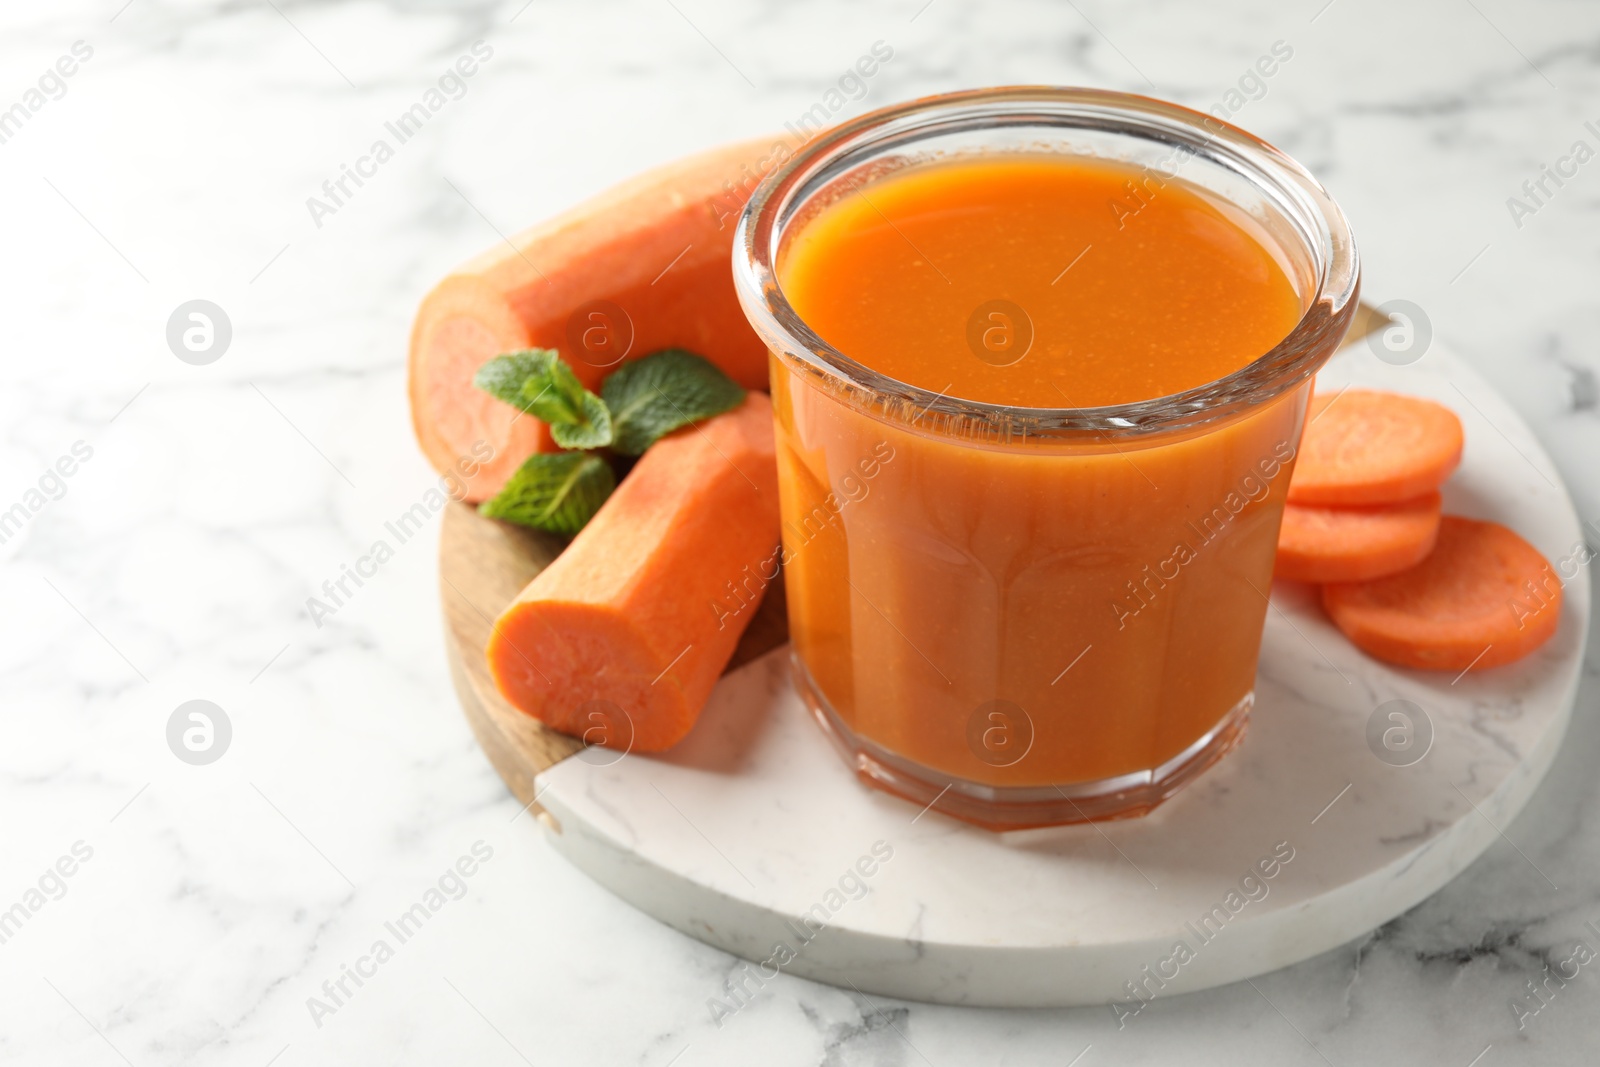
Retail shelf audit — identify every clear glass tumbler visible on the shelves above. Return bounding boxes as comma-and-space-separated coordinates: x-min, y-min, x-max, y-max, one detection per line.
732, 88, 1359, 830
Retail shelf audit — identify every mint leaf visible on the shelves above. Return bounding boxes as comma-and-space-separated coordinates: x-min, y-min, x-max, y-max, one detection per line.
474, 349, 613, 448
473, 350, 575, 420
478, 452, 615, 536
601, 349, 745, 455
549, 392, 613, 450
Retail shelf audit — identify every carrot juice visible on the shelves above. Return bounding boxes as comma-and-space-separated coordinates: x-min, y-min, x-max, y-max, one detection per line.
734, 89, 1360, 828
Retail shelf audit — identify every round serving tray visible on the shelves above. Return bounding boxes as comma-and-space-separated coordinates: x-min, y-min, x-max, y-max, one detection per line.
441, 315, 1589, 1007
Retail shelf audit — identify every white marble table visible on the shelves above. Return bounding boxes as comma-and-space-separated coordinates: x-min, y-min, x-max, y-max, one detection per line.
5, 1, 1599, 1064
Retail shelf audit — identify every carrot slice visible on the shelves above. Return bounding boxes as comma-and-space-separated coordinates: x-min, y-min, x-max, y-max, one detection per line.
1321, 516, 1562, 671
1275, 492, 1441, 583
1288, 389, 1464, 506
409, 135, 801, 501
486, 393, 780, 752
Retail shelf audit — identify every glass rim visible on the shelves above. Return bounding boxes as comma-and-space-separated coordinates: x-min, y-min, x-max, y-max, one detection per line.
732, 85, 1361, 443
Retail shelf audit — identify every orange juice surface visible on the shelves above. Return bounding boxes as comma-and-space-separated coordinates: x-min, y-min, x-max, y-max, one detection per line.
782, 156, 1300, 406
771, 155, 1308, 790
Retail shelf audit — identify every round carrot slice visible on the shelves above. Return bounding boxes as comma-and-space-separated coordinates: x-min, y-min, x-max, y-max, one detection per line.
1275, 493, 1442, 583
1289, 389, 1463, 506
1321, 516, 1562, 671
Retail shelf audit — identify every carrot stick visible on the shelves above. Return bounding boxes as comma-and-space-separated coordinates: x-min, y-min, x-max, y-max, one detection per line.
1321, 516, 1562, 671
1275, 492, 1442, 583
409, 135, 800, 501
1288, 389, 1464, 506
486, 393, 780, 752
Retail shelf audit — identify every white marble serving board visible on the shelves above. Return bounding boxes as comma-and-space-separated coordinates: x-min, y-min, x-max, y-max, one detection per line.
533, 338, 1589, 1008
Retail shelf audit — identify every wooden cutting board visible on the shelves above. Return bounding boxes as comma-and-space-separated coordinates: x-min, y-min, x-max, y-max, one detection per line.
438, 499, 790, 815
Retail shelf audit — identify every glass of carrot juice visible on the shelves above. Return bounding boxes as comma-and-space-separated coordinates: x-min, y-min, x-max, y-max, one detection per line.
733, 88, 1359, 830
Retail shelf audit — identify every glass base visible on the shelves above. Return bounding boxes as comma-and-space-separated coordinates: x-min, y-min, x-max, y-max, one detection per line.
793, 653, 1252, 832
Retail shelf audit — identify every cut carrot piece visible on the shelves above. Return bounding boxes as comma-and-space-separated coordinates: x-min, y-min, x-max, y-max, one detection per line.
1275, 492, 1442, 583
486, 394, 781, 752
409, 135, 801, 501
1288, 389, 1463, 506
1321, 516, 1562, 671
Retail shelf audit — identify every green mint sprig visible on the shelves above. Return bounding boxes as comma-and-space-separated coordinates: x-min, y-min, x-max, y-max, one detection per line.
473, 349, 613, 449
602, 349, 747, 455
474, 348, 745, 537
478, 452, 616, 536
